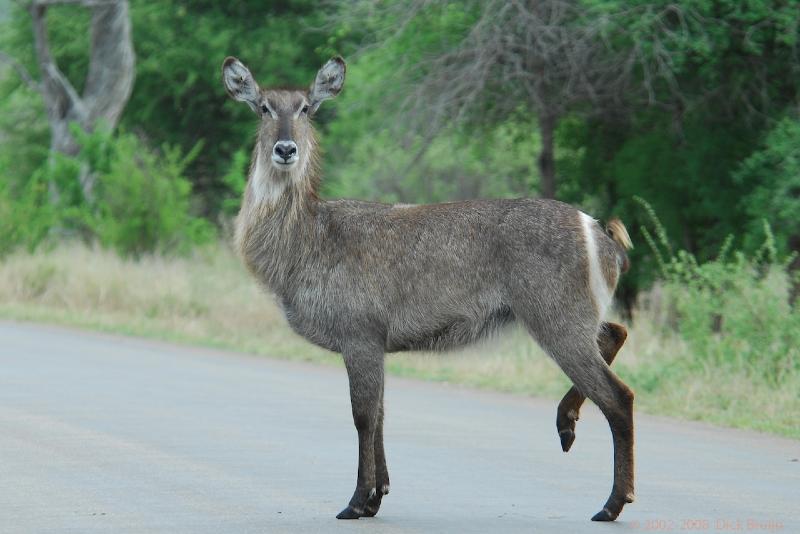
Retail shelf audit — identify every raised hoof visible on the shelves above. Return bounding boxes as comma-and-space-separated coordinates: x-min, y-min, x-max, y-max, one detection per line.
591, 508, 618, 522
336, 506, 362, 520
559, 428, 576, 452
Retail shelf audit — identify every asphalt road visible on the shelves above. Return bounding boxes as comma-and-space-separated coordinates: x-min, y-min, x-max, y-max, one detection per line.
1, 321, 798, 533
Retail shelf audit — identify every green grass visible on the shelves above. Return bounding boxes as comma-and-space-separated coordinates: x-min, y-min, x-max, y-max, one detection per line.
1, 243, 797, 439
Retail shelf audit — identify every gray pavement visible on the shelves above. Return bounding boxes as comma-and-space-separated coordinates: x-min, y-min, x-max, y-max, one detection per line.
0, 320, 798, 533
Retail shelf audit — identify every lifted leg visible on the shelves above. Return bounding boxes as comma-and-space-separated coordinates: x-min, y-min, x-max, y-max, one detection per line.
556, 322, 627, 452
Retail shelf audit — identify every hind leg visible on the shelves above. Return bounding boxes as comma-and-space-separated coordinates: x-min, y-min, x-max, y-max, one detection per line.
557, 322, 628, 452
532, 324, 635, 521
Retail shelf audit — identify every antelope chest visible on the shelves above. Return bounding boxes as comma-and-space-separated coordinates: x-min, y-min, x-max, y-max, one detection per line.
277, 286, 347, 354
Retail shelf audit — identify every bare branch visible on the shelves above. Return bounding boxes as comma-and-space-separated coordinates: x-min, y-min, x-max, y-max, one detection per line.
335, 0, 698, 136
22, 0, 134, 201
82, 0, 135, 124
0, 51, 41, 93
29, 1, 87, 124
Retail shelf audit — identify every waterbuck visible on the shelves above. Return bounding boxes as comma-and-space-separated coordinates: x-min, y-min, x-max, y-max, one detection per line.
222, 55, 636, 522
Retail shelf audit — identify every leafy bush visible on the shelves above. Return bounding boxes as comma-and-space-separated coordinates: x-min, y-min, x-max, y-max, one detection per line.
0, 167, 56, 257
1, 125, 214, 257
636, 197, 798, 386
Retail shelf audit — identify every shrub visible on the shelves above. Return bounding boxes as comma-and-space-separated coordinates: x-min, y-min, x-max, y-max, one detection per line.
2, 125, 215, 257
636, 197, 798, 386
0, 167, 56, 257
74, 127, 215, 256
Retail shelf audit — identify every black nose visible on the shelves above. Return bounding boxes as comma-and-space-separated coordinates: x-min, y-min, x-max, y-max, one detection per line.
273, 141, 297, 162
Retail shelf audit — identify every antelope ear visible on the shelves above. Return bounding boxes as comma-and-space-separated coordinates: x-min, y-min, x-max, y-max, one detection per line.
222, 56, 261, 113
308, 56, 346, 114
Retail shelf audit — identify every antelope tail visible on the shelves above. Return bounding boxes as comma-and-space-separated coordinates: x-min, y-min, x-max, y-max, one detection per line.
606, 218, 632, 251
606, 218, 633, 273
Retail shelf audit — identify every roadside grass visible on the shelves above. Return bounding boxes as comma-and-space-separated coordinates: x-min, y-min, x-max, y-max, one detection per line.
0, 243, 796, 439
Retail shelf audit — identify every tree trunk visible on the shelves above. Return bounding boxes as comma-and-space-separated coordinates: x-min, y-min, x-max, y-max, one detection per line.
29, 0, 135, 198
537, 113, 557, 199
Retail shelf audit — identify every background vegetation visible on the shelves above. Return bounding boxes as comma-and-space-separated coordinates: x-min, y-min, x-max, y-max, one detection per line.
0, 0, 797, 437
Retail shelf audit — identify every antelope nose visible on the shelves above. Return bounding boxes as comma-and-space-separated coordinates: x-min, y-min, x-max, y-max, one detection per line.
273, 141, 297, 162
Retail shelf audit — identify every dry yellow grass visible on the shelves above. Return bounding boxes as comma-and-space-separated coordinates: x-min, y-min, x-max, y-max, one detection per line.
1, 243, 796, 438
0, 243, 321, 359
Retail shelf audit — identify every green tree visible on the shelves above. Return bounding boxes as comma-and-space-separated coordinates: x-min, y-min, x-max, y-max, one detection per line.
558, 0, 800, 299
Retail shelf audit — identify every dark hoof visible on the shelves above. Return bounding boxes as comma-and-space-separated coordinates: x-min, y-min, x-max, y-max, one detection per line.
559, 428, 576, 452
336, 506, 362, 520
362, 493, 382, 517
362, 503, 380, 517
591, 508, 618, 522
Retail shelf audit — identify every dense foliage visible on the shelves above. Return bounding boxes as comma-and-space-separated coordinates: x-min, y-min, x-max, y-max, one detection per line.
631, 200, 798, 419
0, 0, 798, 293
0, 124, 212, 257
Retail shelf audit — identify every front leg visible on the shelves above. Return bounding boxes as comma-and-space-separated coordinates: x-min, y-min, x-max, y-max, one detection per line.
363, 390, 389, 517
336, 346, 384, 520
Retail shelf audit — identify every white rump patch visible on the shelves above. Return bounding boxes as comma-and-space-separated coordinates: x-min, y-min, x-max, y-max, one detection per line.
580, 212, 612, 317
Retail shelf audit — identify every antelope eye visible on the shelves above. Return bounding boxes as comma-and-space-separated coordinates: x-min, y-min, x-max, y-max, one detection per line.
301, 104, 309, 114
261, 104, 269, 114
